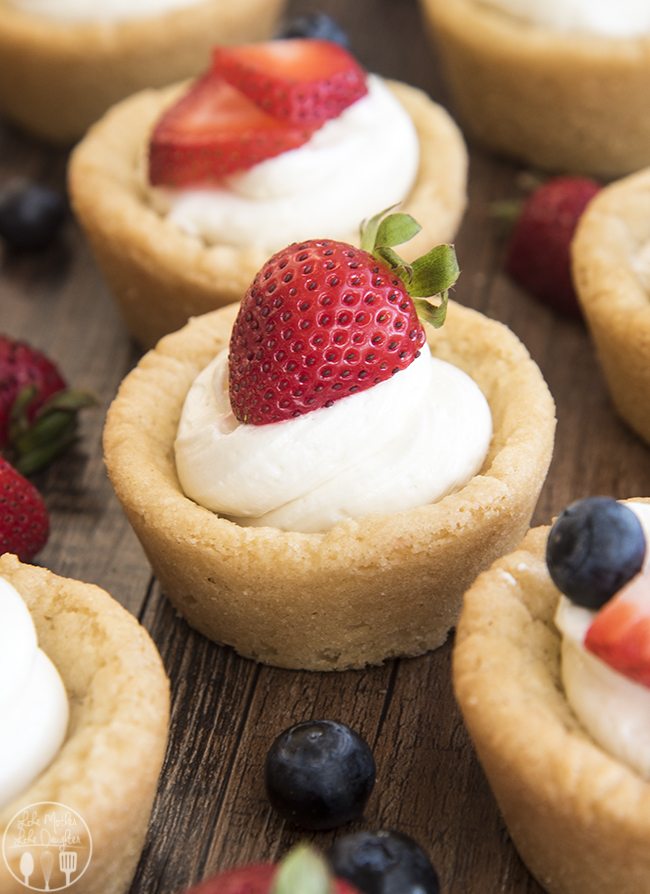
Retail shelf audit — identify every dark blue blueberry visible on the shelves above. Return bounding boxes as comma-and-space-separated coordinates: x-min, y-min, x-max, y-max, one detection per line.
265, 720, 375, 830
276, 14, 349, 48
0, 181, 67, 251
329, 830, 439, 894
546, 496, 646, 610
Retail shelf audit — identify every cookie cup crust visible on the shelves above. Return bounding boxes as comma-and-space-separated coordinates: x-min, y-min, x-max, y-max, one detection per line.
453, 502, 650, 894
69, 79, 468, 349
0, 0, 286, 144
0, 554, 170, 894
419, 0, 650, 176
103, 300, 555, 671
572, 169, 650, 445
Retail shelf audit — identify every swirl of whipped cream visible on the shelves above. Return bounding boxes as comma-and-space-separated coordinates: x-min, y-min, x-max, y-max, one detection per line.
0, 577, 69, 810
555, 502, 650, 778
175, 346, 492, 533
148, 76, 420, 253
7, 0, 200, 22
477, 0, 650, 37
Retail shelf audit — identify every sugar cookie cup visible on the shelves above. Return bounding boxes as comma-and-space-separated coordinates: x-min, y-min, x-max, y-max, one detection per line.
0, 554, 170, 894
419, 0, 650, 176
0, 0, 287, 144
454, 503, 650, 894
103, 300, 555, 671
69, 80, 468, 349
573, 169, 650, 445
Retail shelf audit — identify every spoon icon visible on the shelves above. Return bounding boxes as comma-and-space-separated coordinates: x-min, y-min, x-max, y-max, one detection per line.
19, 851, 34, 886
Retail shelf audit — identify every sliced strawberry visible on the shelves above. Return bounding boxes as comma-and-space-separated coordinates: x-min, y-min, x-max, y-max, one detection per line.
186, 862, 358, 894
149, 73, 313, 188
212, 39, 368, 128
183, 847, 360, 894
585, 572, 650, 688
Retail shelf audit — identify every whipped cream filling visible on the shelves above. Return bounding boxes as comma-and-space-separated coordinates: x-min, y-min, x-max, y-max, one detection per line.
175, 346, 492, 534
555, 502, 650, 778
148, 76, 420, 253
0, 577, 69, 810
476, 0, 650, 37
7, 0, 199, 22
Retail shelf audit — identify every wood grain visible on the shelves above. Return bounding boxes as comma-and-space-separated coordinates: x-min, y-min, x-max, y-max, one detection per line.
1, 0, 649, 892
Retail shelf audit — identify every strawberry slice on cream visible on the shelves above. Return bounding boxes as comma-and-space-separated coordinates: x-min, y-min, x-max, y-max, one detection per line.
149, 39, 369, 188
149, 73, 314, 187
586, 572, 650, 688
212, 39, 368, 127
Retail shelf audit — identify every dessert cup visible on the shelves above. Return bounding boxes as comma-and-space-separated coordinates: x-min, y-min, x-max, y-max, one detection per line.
69, 79, 468, 349
453, 500, 650, 894
0, 0, 287, 144
0, 554, 170, 894
103, 300, 555, 671
419, 0, 650, 176
573, 168, 650, 446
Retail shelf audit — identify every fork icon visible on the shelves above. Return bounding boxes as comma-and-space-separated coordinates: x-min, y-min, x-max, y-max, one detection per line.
59, 851, 77, 887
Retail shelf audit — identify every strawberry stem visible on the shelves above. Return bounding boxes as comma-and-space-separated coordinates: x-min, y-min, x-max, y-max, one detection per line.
359, 208, 459, 328
5, 385, 96, 475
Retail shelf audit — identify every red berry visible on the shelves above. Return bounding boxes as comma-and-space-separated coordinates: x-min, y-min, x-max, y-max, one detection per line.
149, 73, 314, 188
228, 239, 426, 425
0, 457, 49, 562
213, 39, 367, 128
185, 863, 274, 894
0, 334, 93, 475
0, 335, 65, 447
504, 176, 601, 318
586, 572, 650, 688
184, 852, 359, 894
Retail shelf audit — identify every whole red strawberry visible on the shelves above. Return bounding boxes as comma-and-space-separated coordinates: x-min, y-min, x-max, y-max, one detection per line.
229, 211, 459, 425
504, 176, 601, 318
0, 335, 93, 475
183, 845, 359, 894
0, 457, 49, 561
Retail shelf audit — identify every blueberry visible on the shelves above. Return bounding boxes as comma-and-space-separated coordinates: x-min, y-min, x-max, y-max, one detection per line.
546, 496, 646, 610
265, 720, 375, 830
0, 180, 67, 251
276, 14, 350, 48
328, 830, 439, 894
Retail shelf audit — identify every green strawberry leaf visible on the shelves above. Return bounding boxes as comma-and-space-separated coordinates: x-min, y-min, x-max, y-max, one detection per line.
409, 244, 459, 297
360, 208, 421, 254
413, 292, 449, 329
271, 845, 332, 894
358, 209, 461, 331
375, 212, 421, 250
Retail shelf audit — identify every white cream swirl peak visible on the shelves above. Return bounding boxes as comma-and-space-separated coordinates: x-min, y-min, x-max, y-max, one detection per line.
175, 347, 491, 533
0, 577, 68, 810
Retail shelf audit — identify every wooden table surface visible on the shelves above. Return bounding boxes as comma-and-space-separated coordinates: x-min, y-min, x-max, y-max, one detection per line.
2, 1, 649, 892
